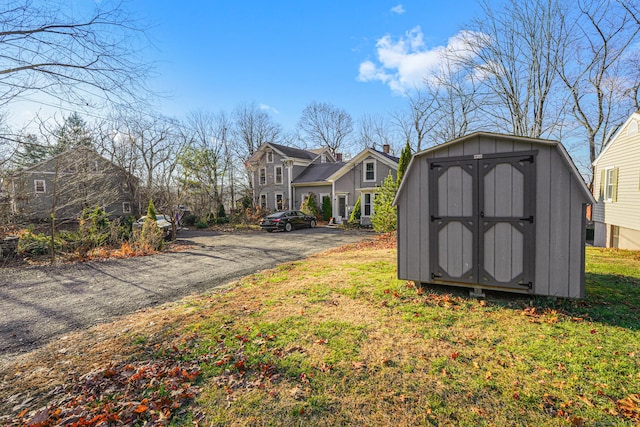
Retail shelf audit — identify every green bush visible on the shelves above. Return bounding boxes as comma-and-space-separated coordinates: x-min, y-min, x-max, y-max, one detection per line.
349, 196, 361, 224
76, 206, 111, 255
182, 214, 197, 226
132, 199, 164, 251
322, 196, 332, 221
18, 229, 61, 256
371, 172, 397, 232
195, 220, 209, 229
301, 193, 319, 217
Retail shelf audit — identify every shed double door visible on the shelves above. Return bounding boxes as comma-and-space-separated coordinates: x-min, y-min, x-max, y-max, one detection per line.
428, 152, 536, 290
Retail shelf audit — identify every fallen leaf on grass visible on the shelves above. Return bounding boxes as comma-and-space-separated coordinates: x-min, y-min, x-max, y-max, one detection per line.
617, 394, 640, 421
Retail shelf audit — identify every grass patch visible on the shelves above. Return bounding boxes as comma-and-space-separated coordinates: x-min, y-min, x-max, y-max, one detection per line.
2, 242, 639, 426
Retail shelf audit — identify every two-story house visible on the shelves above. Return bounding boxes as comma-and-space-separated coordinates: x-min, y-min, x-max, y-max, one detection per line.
5, 146, 138, 221
246, 142, 399, 224
592, 111, 640, 249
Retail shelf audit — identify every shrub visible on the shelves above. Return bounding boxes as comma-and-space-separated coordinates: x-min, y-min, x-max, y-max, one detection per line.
76, 206, 111, 255
18, 229, 60, 256
349, 196, 361, 224
322, 196, 332, 221
371, 172, 397, 232
182, 213, 197, 226
217, 203, 227, 219
195, 220, 209, 229
301, 193, 319, 217
131, 199, 164, 252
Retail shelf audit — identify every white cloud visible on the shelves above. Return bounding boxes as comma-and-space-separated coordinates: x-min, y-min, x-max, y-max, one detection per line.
391, 4, 405, 15
357, 26, 479, 94
259, 103, 279, 114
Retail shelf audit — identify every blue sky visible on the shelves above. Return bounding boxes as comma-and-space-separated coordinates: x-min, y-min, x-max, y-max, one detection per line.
131, 1, 484, 130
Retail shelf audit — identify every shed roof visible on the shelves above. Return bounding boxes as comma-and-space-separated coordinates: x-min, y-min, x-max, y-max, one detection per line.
394, 132, 595, 205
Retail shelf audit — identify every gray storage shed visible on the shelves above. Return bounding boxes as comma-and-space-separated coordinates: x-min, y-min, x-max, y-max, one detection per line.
394, 132, 595, 298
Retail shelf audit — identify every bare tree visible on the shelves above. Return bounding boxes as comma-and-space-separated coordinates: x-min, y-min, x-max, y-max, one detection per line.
428, 56, 481, 143
0, 0, 150, 109
357, 114, 395, 151
178, 110, 232, 217
459, 0, 566, 138
232, 102, 282, 195
111, 112, 176, 212
392, 87, 439, 152
298, 101, 354, 155
557, 0, 640, 176
232, 102, 282, 159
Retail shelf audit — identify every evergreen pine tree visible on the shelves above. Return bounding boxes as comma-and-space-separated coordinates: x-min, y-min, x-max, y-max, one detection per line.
397, 141, 412, 186
52, 112, 94, 155
371, 172, 398, 232
321, 196, 332, 221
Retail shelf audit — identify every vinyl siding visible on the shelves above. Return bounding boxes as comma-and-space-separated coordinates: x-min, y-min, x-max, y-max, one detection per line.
593, 117, 640, 233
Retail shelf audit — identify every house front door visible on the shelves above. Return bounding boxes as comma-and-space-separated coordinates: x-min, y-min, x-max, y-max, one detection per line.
428, 152, 536, 290
338, 196, 346, 218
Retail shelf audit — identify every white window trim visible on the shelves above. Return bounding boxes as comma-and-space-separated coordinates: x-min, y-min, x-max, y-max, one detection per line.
604, 167, 615, 202
266, 151, 274, 163
362, 192, 376, 217
274, 165, 283, 184
274, 192, 284, 210
259, 193, 268, 209
363, 160, 376, 182
34, 179, 46, 194
259, 167, 267, 185
122, 201, 131, 214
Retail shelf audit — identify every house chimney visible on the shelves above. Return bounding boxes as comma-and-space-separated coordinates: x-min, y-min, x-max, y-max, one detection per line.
383, 144, 390, 154
336, 153, 343, 162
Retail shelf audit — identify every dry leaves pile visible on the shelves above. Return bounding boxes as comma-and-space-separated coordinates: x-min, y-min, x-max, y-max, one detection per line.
8, 355, 201, 426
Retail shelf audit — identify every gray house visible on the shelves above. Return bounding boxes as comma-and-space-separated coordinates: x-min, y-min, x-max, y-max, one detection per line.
394, 132, 594, 298
5, 147, 138, 221
246, 142, 399, 224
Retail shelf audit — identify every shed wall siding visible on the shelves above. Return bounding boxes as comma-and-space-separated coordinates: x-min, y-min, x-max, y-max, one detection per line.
593, 117, 640, 232
397, 135, 588, 298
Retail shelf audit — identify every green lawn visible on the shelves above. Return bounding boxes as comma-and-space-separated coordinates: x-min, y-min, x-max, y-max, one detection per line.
168, 245, 639, 426
4, 244, 639, 426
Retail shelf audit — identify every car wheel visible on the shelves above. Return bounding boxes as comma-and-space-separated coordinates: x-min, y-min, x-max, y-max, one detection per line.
284, 222, 293, 232
266, 229, 273, 233
310, 219, 317, 228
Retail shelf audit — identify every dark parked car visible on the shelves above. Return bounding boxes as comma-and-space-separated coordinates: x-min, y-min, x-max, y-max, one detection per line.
259, 210, 317, 232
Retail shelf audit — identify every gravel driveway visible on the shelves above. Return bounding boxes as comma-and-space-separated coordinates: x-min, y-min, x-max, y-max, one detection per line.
0, 227, 372, 364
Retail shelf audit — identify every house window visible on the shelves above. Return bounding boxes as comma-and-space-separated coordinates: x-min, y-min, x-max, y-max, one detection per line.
321, 154, 327, 163
275, 193, 284, 210
267, 151, 274, 163
91, 160, 99, 172
604, 167, 618, 202
275, 166, 283, 184
363, 193, 375, 216
259, 167, 267, 185
260, 194, 267, 209
122, 202, 131, 214
364, 160, 376, 182
34, 179, 46, 194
